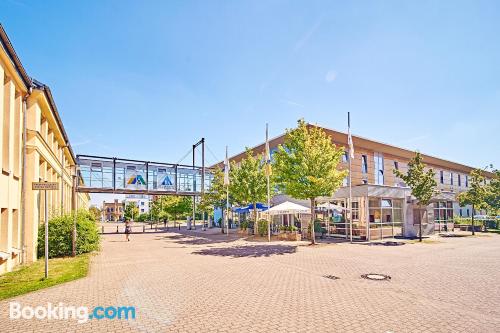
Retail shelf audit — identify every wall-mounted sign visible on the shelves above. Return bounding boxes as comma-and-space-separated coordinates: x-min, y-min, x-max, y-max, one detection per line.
32, 182, 59, 190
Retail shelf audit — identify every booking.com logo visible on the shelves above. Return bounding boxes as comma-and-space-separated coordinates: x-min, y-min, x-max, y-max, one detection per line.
9, 302, 136, 323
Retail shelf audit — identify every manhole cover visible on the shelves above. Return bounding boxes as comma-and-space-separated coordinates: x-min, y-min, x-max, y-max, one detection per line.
323, 275, 340, 280
361, 273, 391, 281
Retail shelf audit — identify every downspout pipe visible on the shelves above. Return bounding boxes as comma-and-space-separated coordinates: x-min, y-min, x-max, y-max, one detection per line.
20, 86, 32, 265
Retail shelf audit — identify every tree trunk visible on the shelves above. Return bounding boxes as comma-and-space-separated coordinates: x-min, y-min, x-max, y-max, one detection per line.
221, 208, 225, 234
310, 198, 316, 245
253, 203, 258, 236
471, 204, 475, 235
419, 204, 423, 242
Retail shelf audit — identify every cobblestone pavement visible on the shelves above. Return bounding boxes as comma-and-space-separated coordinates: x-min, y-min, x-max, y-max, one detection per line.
1, 227, 499, 332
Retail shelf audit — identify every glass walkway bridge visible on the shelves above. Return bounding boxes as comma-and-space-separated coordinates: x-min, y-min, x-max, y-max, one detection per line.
76, 155, 213, 196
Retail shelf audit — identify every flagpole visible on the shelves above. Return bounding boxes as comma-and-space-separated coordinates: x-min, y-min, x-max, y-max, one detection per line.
348, 112, 353, 243
225, 146, 229, 237
266, 123, 271, 242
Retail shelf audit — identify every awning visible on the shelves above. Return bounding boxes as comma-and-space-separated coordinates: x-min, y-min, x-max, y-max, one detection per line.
268, 201, 310, 215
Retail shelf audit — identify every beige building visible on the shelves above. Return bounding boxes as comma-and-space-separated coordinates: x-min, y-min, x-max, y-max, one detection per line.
102, 199, 124, 221
221, 124, 493, 240
0, 24, 89, 274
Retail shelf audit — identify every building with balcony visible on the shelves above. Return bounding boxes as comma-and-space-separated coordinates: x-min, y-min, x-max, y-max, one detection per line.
0, 24, 89, 274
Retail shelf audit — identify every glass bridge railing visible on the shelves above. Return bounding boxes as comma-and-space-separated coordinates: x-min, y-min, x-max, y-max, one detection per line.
76, 155, 213, 195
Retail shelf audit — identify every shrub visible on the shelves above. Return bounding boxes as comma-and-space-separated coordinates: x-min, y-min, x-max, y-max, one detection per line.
240, 220, 249, 230
38, 210, 101, 258
257, 219, 268, 236
137, 213, 149, 222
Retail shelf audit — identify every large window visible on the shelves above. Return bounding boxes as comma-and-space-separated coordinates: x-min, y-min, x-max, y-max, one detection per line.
374, 153, 384, 185
434, 201, 454, 232
369, 197, 404, 239
361, 155, 368, 174
440, 171, 444, 184
458, 174, 461, 187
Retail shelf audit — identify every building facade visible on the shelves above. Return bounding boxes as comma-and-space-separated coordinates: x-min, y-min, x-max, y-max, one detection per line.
102, 199, 124, 222
124, 194, 150, 215
0, 24, 89, 274
221, 124, 493, 240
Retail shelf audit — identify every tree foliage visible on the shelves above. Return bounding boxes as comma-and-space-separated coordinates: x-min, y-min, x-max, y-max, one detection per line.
124, 201, 139, 221
88, 206, 101, 221
485, 169, 500, 216
273, 119, 347, 244
393, 151, 437, 241
457, 168, 488, 235
151, 195, 192, 221
393, 152, 437, 207
230, 149, 270, 232
458, 168, 487, 210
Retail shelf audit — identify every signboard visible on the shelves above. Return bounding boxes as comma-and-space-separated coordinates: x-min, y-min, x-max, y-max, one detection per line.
125, 165, 147, 190
157, 168, 175, 191
32, 182, 59, 190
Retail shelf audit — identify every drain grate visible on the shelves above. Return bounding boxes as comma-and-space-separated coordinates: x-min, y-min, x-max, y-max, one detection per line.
323, 275, 340, 280
361, 273, 391, 281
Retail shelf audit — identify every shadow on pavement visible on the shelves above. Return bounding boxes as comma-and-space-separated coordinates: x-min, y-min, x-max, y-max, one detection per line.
192, 244, 297, 258
155, 233, 239, 246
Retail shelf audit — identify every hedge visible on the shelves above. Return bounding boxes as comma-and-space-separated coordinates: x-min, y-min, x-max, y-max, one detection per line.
37, 210, 101, 258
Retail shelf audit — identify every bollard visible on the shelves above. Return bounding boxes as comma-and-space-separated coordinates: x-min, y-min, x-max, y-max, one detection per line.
102, 226, 104, 234
155, 224, 157, 231
178, 223, 181, 230
116, 225, 119, 233
143, 225, 145, 233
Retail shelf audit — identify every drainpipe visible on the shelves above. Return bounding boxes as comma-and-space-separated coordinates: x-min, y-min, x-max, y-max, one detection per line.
20, 87, 32, 265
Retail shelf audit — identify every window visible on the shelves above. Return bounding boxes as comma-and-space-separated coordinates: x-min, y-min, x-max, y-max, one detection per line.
361, 155, 368, 174
374, 153, 384, 185
3, 77, 11, 172
439, 171, 444, 184
466, 208, 470, 217
458, 174, 461, 187
1, 208, 8, 251
394, 161, 399, 170
351, 202, 359, 221
141, 202, 144, 206
450, 173, 454, 185
465, 175, 469, 187
342, 151, 348, 163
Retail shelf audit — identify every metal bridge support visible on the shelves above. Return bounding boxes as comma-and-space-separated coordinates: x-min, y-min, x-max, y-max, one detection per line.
191, 138, 205, 230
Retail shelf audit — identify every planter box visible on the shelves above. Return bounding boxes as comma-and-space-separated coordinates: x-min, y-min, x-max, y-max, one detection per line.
278, 232, 302, 241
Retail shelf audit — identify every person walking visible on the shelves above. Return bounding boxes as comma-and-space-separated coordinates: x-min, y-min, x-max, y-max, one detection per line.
125, 219, 132, 241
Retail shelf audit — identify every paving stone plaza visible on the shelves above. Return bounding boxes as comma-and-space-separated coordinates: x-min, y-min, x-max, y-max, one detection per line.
1, 226, 499, 332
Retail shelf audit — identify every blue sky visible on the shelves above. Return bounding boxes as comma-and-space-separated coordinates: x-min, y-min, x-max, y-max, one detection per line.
2, 1, 499, 172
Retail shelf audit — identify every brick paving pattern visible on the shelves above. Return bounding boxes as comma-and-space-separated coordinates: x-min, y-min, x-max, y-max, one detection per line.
1, 226, 499, 332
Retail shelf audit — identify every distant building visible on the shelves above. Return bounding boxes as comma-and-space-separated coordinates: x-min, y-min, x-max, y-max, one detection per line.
124, 194, 150, 214
102, 199, 124, 221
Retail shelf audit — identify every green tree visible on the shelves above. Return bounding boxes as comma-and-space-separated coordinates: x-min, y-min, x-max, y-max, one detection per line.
167, 196, 192, 221
393, 152, 437, 241
230, 148, 270, 235
458, 168, 488, 235
124, 201, 139, 221
485, 169, 499, 216
273, 120, 347, 244
198, 167, 232, 232
88, 206, 102, 222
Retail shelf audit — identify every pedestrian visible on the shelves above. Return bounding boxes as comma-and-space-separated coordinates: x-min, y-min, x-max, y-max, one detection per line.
125, 219, 132, 241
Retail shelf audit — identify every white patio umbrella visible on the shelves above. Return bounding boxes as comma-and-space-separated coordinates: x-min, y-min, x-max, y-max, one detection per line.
268, 201, 310, 215
317, 202, 346, 211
